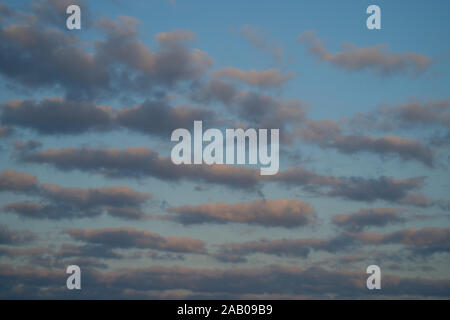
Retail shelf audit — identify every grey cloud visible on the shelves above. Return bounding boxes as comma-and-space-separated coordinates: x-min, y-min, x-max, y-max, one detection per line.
347, 100, 450, 136
0, 224, 36, 245
332, 208, 404, 231
274, 168, 424, 204
1, 96, 218, 138
2, 264, 449, 299
300, 119, 434, 166
2, 201, 100, 220
192, 84, 307, 143
239, 25, 284, 63
190, 79, 238, 106
31, 0, 91, 28
56, 243, 122, 260
66, 227, 206, 254
352, 227, 450, 255
95, 18, 211, 91
0, 23, 109, 99
214, 67, 294, 89
325, 176, 425, 203
0, 170, 152, 220
0, 126, 12, 138
16, 146, 426, 203
17, 146, 262, 189
167, 199, 317, 228
0, 169, 38, 192
214, 234, 355, 262
298, 30, 432, 76
10, 140, 43, 152
116, 99, 216, 137
39, 183, 151, 208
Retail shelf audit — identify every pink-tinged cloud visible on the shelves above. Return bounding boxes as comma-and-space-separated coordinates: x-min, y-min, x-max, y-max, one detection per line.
0, 169, 38, 192
214, 67, 294, 89
66, 227, 206, 253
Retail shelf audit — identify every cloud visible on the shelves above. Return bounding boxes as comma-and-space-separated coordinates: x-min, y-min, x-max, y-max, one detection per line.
191, 82, 307, 143
31, 0, 91, 28
10, 140, 42, 152
66, 227, 206, 253
325, 176, 425, 203
1, 96, 217, 138
0, 8, 211, 99
0, 169, 38, 192
214, 234, 354, 262
2, 201, 141, 220
351, 227, 450, 255
2, 202, 62, 220
397, 193, 450, 211
116, 99, 216, 137
332, 208, 404, 231
0, 126, 12, 138
39, 183, 151, 208
15, 146, 426, 203
167, 199, 316, 228
1, 264, 449, 299
0, 247, 48, 258
0, 98, 113, 134
16, 146, 263, 188
214, 67, 294, 89
2, 200, 150, 220
95, 18, 211, 92
231, 91, 306, 141
239, 25, 283, 63
298, 30, 432, 76
299, 119, 434, 166
0, 224, 36, 245
55, 243, 122, 260
155, 29, 196, 46
0, 23, 109, 99
0, 170, 152, 220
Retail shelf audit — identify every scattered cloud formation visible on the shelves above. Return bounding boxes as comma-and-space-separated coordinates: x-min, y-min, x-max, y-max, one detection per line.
1, 264, 449, 299
300, 119, 434, 166
66, 227, 206, 253
15, 146, 427, 204
0, 0, 448, 300
348, 100, 450, 132
0, 126, 12, 138
239, 25, 283, 63
16, 146, 262, 188
325, 176, 425, 203
0, 169, 38, 192
0, 169, 152, 220
116, 99, 216, 137
0, 8, 211, 99
332, 208, 404, 231
0, 224, 36, 245
214, 67, 294, 89
298, 31, 432, 76
0, 98, 113, 134
351, 227, 450, 255
214, 234, 354, 262
168, 199, 317, 227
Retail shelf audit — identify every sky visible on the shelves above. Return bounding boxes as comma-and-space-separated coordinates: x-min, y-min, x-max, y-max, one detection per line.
0, 0, 449, 299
